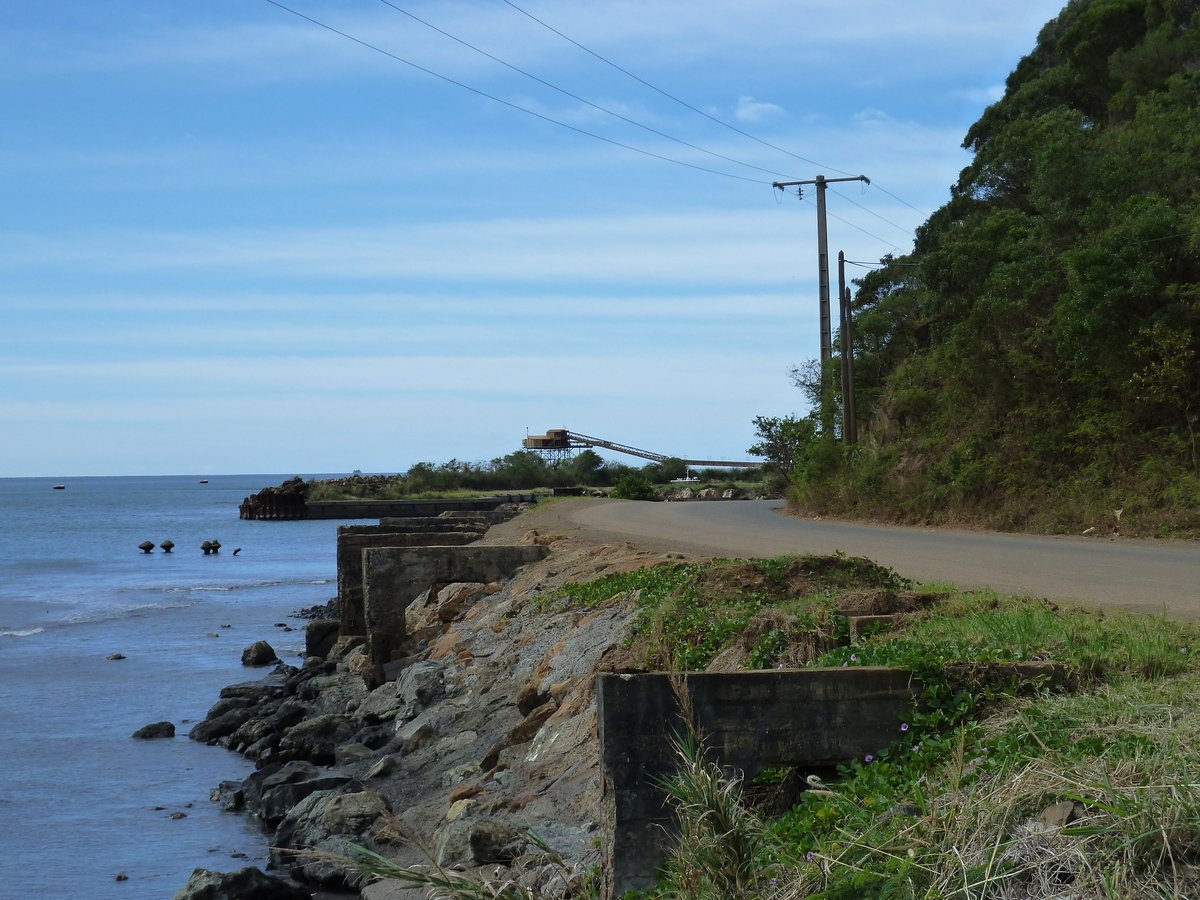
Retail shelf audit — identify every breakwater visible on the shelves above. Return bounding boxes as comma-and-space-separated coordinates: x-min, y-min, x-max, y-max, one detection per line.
239, 488, 538, 520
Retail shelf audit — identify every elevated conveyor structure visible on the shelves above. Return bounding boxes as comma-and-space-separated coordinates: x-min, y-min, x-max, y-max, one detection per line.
522, 428, 758, 468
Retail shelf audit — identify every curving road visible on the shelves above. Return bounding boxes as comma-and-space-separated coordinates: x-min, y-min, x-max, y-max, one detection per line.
556, 499, 1200, 619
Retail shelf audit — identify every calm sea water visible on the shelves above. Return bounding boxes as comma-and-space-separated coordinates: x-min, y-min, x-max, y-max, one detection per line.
0, 474, 354, 898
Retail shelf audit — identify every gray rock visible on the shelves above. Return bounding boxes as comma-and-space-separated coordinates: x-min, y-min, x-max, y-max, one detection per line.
241, 641, 277, 667
320, 791, 391, 835
394, 660, 447, 720
132, 721, 175, 739
219, 681, 285, 703
278, 714, 361, 765
210, 781, 245, 812
205, 696, 256, 720
139, 541, 155, 553
170, 865, 311, 900
271, 789, 388, 872
297, 837, 369, 891
189, 708, 257, 745
433, 817, 526, 867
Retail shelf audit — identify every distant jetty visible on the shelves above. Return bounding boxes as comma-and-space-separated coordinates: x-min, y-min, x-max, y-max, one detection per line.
238, 477, 535, 520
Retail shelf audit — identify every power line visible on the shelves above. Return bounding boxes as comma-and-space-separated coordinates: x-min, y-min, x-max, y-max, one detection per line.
499, 0, 933, 224
375, 0, 799, 181
498, 0, 854, 176
868, 183, 929, 218
794, 194, 898, 250
828, 186, 914, 237
263, 0, 769, 184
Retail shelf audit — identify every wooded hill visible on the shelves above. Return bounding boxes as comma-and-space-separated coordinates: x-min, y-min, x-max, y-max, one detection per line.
799, 0, 1200, 535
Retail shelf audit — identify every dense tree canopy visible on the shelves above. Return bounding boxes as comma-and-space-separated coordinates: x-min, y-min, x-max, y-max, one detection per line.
802, 0, 1200, 532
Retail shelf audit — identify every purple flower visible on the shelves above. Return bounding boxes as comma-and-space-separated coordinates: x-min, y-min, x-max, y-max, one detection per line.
864, 754, 874, 763
806, 851, 814, 860
850, 654, 857, 661
842, 662, 848, 667
900, 722, 909, 732
912, 745, 920, 753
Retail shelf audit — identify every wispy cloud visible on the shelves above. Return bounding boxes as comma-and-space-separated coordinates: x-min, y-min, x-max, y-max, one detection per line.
735, 96, 786, 123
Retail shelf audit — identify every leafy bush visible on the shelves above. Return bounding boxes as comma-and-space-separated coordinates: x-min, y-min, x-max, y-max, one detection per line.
610, 475, 660, 501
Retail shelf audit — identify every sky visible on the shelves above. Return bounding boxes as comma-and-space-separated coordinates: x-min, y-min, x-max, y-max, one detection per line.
0, 0, 1068, 477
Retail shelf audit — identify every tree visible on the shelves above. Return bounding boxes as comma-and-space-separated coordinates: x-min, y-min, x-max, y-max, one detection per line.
747, 415, 816, 478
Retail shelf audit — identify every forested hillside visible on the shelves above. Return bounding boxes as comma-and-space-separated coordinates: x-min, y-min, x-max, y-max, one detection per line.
791, 0, 1200, 535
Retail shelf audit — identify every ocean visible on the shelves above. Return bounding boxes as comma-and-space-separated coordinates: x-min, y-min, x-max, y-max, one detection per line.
0, 474, 354, 898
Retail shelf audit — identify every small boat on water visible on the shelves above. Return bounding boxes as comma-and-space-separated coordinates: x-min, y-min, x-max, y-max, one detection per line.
199, 479, 209, 484
52, 484, 65, 490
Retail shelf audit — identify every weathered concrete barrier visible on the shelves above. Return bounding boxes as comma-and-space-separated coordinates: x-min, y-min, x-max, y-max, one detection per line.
337, 523, 488, 636
361, 544, 549, 678
305, 495, 537, 520
597, 669, 922, 897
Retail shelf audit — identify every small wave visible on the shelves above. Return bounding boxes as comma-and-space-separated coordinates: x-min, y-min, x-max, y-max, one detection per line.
0, 627, 45, 637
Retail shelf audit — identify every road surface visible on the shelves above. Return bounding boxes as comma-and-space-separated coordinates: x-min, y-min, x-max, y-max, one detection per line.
547, 499, 1200, 619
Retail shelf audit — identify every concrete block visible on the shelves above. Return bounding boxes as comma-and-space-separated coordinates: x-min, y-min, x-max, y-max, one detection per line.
337, 528, 482, 635
597, 669, 921, 897
360, 545, 549, 682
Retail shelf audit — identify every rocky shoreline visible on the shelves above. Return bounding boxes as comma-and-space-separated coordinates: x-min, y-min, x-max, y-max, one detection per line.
170, 520, 679, 899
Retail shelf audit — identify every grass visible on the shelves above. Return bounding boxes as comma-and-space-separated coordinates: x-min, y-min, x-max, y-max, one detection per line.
299, 553, 1200, 900
625, 576, 1200, 900
540, 553, 912, 670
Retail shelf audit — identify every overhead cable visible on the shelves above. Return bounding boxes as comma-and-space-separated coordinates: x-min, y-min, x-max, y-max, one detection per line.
829, 186, 914, 236
499, 0, 852, 175
498, 0, 935, 219
376, 0, 798, 180
264, 0, 768, 184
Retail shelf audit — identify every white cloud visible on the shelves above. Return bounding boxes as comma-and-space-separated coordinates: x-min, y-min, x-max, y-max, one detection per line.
735, 96, 785, 123
953, 85, 1007, 104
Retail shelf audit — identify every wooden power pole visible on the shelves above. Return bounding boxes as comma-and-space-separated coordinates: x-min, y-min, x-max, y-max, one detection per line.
773, 174, 869, 438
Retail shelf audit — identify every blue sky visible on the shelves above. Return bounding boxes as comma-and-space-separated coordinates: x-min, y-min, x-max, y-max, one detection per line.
1, 0, 1066, 477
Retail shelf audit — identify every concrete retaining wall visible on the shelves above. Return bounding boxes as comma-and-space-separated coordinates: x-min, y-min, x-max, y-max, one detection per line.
597, 669, 922, 897
360, 544, 549, 680
305, 495, 537, 520
336, 525, 486, 636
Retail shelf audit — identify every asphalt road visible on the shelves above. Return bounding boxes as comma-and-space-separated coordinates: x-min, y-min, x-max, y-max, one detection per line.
564, 499, 1200, 619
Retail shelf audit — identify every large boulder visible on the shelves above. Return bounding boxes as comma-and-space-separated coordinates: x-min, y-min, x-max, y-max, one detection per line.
271, 789, 390, 872
278, 714, 361, 765
171, 866, 310, 900
189, 708, 257, 745
432, 817, 527, 867
243, 760, 356, 827
242, 641, 278, 667
132, 721, 175, 739
394, 660, 447, 720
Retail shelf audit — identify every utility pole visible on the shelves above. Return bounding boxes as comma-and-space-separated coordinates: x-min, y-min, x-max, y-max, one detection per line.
773, 174, 869, 437
838, 251, 857, 445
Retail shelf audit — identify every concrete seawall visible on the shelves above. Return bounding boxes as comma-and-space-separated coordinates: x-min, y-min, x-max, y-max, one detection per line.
239, 494, 538, 520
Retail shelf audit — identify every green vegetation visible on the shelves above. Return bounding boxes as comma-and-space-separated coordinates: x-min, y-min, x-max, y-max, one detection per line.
304, 452, 761, 501
548, 557, 1200, 900
759, 0, 1200, 536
